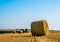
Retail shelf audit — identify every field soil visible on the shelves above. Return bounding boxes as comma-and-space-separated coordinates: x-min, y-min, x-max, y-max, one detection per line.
0, 31, 60, 42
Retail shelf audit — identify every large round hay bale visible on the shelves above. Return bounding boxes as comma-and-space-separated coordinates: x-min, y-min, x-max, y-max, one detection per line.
31, 20, 49, 36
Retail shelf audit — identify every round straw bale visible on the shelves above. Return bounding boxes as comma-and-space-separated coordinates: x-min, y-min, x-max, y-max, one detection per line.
31, 20, 49, 36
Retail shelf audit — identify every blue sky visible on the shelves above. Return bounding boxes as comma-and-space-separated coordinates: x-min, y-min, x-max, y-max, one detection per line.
0, 0, 60, 30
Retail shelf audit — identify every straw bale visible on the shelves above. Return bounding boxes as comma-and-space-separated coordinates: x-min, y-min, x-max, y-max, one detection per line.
31, 20, 49, 36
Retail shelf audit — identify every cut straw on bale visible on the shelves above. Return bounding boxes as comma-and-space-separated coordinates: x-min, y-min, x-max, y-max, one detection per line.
31, 20, 49, 36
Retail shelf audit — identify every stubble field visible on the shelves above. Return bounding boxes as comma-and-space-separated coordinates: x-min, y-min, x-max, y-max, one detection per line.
0, 31, 60, 42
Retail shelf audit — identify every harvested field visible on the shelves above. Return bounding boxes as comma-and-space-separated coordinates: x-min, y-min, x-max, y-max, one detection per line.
0, 31, 60, 42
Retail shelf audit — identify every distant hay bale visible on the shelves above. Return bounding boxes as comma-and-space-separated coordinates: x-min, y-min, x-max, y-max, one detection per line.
31, 20, 49, 36
16, 30, 23, 33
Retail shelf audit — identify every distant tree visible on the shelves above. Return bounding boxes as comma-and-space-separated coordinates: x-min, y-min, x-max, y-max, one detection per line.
25, 29, 27, 33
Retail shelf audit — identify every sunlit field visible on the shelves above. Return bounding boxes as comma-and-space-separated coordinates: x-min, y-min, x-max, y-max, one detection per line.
0, 31, 60, 42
